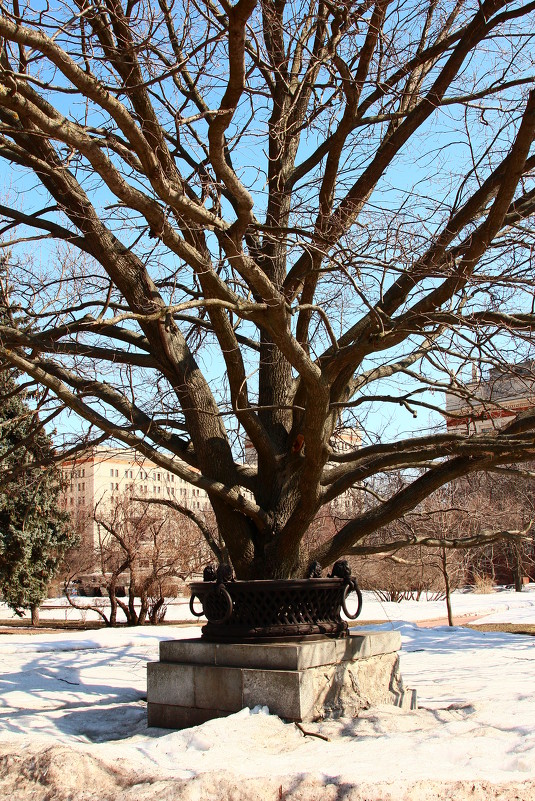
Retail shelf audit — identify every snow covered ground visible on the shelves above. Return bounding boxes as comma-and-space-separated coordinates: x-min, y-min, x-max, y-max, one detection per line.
2, 582, 534, 625
1, 588, 535, 800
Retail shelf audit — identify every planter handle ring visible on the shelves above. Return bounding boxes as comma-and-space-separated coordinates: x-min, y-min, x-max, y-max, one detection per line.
189, 592, 205, 618
205, 584, 234, 624
341, 580, 363, 620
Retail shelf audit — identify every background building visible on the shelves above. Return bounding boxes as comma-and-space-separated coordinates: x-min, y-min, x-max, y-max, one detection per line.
60, 447, 211, 548
445, 360, 535, 434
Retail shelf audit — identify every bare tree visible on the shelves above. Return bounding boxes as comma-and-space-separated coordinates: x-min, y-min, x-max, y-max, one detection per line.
1, 0, 535, 578
64, 493, 213, 625
460, 469, 535, 590
355, 472, 533, 612
337, 475, 473, 604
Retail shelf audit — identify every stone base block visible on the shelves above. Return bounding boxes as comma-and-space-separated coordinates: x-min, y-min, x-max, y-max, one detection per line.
147, 631, 416, 729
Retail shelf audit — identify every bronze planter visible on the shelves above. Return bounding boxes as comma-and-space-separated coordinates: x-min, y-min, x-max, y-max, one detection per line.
189, 577, 363, 642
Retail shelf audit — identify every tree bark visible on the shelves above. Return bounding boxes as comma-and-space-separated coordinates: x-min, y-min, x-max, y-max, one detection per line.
441, 547, 454, 627
30, 604, 40, 627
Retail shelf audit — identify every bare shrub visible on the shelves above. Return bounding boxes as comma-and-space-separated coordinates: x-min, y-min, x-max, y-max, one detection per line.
63, 493, 215, 626
472, 574, 496, 594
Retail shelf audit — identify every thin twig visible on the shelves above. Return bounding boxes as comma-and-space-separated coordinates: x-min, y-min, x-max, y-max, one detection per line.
294, 721, 330, 741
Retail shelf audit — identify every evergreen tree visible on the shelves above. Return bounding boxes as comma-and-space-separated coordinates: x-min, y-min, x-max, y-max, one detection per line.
0, 287, 73, 624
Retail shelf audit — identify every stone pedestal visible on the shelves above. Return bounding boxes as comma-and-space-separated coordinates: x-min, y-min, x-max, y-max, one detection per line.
147, 631, 416, 729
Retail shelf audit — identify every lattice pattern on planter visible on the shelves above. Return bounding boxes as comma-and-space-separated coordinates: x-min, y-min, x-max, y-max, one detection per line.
228, 585, 344, 626
189, 578, 358, 642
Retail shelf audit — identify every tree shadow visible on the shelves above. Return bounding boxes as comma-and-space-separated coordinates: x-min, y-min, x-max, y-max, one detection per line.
0, 641, 150, 741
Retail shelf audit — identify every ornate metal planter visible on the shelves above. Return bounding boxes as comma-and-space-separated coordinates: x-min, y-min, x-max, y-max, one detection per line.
189, 562, 363, 642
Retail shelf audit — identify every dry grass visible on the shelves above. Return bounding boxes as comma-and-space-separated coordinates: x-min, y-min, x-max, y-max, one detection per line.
472, 575, 496, 594
0, 619, 104, 632
0, 618, 199, 633
464, 623, 535, 636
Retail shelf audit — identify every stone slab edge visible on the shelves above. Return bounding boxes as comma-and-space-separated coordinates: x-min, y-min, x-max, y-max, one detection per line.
159, 630, 401, 670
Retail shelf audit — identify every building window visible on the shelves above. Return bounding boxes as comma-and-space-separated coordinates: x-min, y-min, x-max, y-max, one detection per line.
157, 473, 161, 481
110, 468, 114, 477
110, 483, 114, 491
